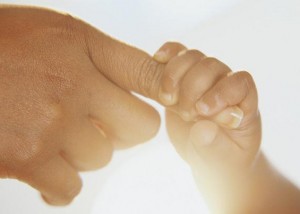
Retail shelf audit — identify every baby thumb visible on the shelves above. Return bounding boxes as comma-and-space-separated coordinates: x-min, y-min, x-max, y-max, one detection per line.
187, 120, 239, 171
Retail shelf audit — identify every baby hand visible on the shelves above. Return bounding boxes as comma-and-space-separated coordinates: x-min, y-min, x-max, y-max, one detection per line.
154, 42, 262, 177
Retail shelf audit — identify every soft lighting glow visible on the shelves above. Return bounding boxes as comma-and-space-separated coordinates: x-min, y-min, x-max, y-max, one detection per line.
1, 1, 300, 214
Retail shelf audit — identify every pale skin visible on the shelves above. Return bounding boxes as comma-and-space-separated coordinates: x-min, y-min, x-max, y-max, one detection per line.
153, 42, 300, 214
1, 5, 300, 213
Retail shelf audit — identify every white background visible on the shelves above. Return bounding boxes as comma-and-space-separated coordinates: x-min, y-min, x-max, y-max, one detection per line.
0, 0, 300, 213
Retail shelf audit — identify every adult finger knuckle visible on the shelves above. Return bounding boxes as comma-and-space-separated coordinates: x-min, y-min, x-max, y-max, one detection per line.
136, 58, 163, 97
50, 13, 84, 42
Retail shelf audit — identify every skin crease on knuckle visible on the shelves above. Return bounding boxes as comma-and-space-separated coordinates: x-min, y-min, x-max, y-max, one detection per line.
111, 57, 162, 142
135, 57, 164, 100
129, 58, 162, 141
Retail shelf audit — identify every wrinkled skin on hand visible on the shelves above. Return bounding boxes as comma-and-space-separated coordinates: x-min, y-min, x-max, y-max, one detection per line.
0, 5, 162, 205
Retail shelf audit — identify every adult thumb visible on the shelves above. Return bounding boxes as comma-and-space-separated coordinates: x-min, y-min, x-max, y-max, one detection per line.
85, 24, 164, 100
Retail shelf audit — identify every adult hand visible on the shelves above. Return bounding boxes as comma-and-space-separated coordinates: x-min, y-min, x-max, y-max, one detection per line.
0, 5, 163, 205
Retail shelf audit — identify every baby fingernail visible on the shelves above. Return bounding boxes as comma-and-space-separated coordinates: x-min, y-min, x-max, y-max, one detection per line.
215, 106, 244, 129
196, 101, 210, 115
153, 50, 168, 63
229, 107, 244, 128
158, 88, 177, 105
